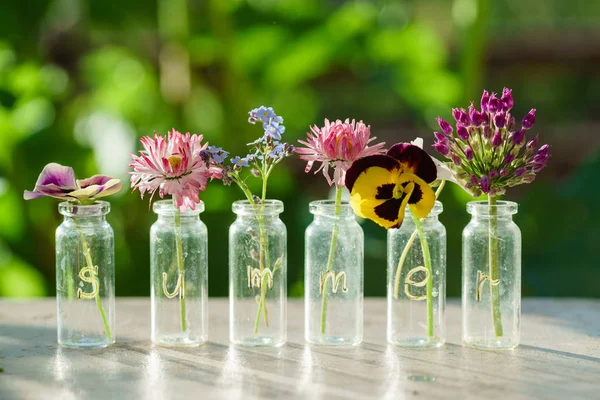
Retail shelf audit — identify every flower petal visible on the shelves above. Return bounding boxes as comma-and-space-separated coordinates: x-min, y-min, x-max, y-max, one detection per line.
399, 173, 436, 219
35, 163, 77, 189
77, 175, 114, 188
345, 155, 399, 193
386, 144, 437, 183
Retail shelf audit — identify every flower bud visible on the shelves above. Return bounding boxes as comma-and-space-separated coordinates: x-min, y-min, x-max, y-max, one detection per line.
436, 118, 453, 136
456, 108, 470, 126
503, 153, 515, 164
452, 108, 461, 122
434, 131, 449, 144
488, 93, 500, 113
523, 174, 536, 183
522, 109, 536, 129
526, 135, 539, 151
499, 168, 508, 177
451, 153, 461, 166
501, 88, 514, 111
489, 169, 499, 179
494, 112, 506, 129
251, 168, 261, 177
481, 90, 490, 112
532, 163, 546, 173
511, 128, 526, 145
515, 168, 527, 177
480, 175, 491, 194
433, 142, 450, 156
483, 126, 493, 139
537, 144, 550, 156
465, 146, 474, 161
470, 175, 479, 185
457, 125, 469, 140
492, 130, 503, 147
506, 114, 515, 131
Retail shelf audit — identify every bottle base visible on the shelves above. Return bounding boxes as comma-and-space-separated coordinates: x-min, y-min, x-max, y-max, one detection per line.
152, 334, 207, 348
231, 336, 285, 348
463, 336, 519, 350
306, 335, 362, 346
59, 338, 114, 349
388, 336, 444, 349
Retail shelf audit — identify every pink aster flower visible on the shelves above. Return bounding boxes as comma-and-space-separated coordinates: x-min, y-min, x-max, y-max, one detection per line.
129, 129, 222, 211
24, 163, 122, 202
296, 118, 386, 187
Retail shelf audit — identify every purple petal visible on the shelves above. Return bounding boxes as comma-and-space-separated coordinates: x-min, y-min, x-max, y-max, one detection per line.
77, 175, 113, 188
386, 144, 437, 184
35, 163, 77, 189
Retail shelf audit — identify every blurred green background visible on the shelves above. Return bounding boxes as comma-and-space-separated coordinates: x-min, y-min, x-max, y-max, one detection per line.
1, 0, 598, 298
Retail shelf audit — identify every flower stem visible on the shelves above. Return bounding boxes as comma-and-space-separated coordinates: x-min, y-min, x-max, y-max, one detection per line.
320, 185, 343, 335
74, 219, 112, 343
488, 195, 503, 337
174, 206, 188, 333
254, 170, 271, 334
409, 214, 434, 337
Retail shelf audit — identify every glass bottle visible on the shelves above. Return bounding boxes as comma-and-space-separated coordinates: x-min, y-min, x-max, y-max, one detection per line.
150, 200, 208, 347
305, 200, 364, 346
462, 200, 521, 350
229, 200, 287, 347
56, 201, 115, 348
387, 201, 446, 348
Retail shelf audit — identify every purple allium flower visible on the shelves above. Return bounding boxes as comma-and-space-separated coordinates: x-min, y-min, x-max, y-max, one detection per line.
492, 131, 503, 147
431, 88, 549, 197
465, 146, 474, 161
515, 168, 527, 177
503, 153, 515, 165
501, 88, 514, 111
487, 93, 500, 113
433, 142, 450, 156
481, 90, 490, 112
480, 175, 491, 194
511, 128, 526, 145
522, 109, 536, 129
457, 125, 469, 140
494, 112, 506, 129
437, 117, 453, 136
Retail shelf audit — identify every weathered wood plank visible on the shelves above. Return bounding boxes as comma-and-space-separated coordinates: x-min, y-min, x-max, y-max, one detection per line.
0, 298, 598, 400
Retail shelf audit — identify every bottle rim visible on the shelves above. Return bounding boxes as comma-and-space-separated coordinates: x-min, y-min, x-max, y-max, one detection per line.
232, 199, 284, 215
309, 200, 355, 218
153, 199, 205, 215
58, 200, 110, 217
466, 200, 518, 216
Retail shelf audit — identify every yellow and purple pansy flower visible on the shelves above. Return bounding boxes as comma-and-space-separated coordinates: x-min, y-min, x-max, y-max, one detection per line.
345, 143, 437, 229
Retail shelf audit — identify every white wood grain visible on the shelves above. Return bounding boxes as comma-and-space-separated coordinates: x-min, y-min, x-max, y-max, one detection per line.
0, 298, 598, 400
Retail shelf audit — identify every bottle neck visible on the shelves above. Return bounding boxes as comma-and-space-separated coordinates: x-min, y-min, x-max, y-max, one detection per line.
156, 214, 201, 223
64, 214, 107, 226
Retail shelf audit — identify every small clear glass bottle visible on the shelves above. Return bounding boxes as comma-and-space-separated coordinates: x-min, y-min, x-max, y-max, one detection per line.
56, 201, 115, 348
387, 201, 446, 348
305, 200, 363, 346
150, 200, 208, 347
462, 200, 521, 350
229, 200, 287, 347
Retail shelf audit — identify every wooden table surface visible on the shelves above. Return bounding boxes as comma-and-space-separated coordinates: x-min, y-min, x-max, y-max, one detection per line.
0, 298, 599, 400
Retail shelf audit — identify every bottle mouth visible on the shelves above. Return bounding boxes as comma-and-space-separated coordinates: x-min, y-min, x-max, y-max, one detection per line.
309, 200, 355, 217
59, 201, 110, 217
153, 199, 204, 215
232, 199, 283, 215
467, 200, 518, 216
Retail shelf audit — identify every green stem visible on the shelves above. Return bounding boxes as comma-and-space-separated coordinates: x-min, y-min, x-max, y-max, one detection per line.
174, 205, 188, 333
393, 181, 445, 300
74, 219, 112, 342
320, 186, 344, 335
254, 168, 271, 334
488, 195, 503, 337
410, 215, 434, 337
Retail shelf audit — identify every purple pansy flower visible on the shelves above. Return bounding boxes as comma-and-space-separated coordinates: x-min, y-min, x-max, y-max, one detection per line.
24, 163, 122, 203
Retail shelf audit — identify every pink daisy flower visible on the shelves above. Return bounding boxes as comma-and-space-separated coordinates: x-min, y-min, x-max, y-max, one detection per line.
129, 129, 222, 211
296, 119, 386, 187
